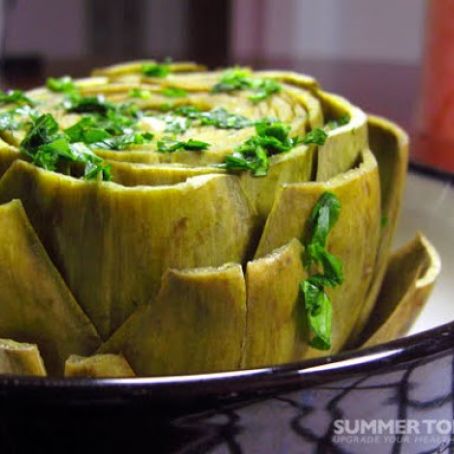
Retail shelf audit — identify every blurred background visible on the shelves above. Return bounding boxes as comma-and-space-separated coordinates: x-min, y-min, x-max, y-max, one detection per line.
0, 0, 452, 172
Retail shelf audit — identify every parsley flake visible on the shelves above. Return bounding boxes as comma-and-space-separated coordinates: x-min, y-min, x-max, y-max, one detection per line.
46, 76, 77, 94
157, 137, 209, 153
300, 192, 343, 350
142, 62, 171, 78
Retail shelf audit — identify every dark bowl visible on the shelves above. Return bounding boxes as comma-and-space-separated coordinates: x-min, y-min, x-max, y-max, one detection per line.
1, 165, 453, 454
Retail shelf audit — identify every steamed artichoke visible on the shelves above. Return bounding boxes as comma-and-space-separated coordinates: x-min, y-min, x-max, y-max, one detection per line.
0, 61, 440, 377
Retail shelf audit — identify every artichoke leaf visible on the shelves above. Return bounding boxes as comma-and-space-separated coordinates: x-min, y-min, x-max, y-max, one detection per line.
315, 91, 368, 182
0, 161, 256, 339
0, 199, 101, 375
110, 161, 223, 187
0, 145, 20, 179
359, 234, 441, 348
255, 149, 381, 354
242, 239, 308, 368
100, 264, 246, 376
65, 353, 135, 378
347, 115, 409, 345
0, 338, 46, 377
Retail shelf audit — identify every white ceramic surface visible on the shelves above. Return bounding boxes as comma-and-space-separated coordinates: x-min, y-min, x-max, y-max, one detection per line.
394, 171, 454, 334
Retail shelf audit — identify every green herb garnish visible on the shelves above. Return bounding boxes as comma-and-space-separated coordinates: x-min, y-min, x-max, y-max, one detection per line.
212, 67, 282, 103
20, 113, 111, 181
162, 115, 190, 134
300, 279, 332, 350
325, 114, 350, 131
172, 105, 201, 119
157, 105, 252, 132
0, 111, 19, 131
302, 128, 328, 145
301, 192, 343, 350
129, 88, 151, 99
247, 78, 282, 103
91, 132, 153, 151
46, 76, 77, 94
161, 87, 187, 98
63, 94, 113, 115
142, 62, 171, 78
198, 107, 252, 129
0, 90, 34, 106
222, 119, 300, 176
65, 117, 111, 144
157, 137, 210, 153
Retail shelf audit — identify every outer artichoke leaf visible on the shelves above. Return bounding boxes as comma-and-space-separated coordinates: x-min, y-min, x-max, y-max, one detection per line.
359, 234, 440, 348
0, 146, 20, 179
347, 115, 409, 345
0, 338, 47, 376
315, 91, 368, 182
100, 264, 246, 376
109, 146, 314, 224
252, 72, 367, 182
255, 149, 381, 354
0, 200, 101, 375
242, 238, 309, 368
110, 161, 223, 187
0, 161, 256, 339
64, 353, 135, 378
238, 146, 314, 222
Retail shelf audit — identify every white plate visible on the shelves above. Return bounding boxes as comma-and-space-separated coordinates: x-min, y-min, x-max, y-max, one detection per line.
395, 170, 454, 334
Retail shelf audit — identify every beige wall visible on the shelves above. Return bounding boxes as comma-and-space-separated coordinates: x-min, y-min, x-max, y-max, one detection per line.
232, 0, 426, 64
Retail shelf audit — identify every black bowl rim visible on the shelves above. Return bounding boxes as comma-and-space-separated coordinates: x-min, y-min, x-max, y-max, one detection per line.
0, 163, 452, 405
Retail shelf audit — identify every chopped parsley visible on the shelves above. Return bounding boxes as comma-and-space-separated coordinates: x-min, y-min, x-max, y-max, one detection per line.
222, 119, 301, 176
0, 105, 39, 131
142, 62, 171, 78
172, 105, 201, 119
63, 94, 113, 115
0, 111, 19, 131
300, 192, 343, 350
162, 115, 190, 134
212, 67, 282, 103
0, 90, 35, 106
212, 67, 252, 92
161, 87, 187, 98
19, 113, 111, 181
198, 107, 252, 129
65, 116, 153, 150
169, 105, 252, 129
129, 88, 151, 99
302, 128, 328, 145
46, 76, 77, 94
157, 137, 210, 153
247, 78, 282, 103
63, 93, 145, 138
91, 132, 153, 151
325, 114, 350, 131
